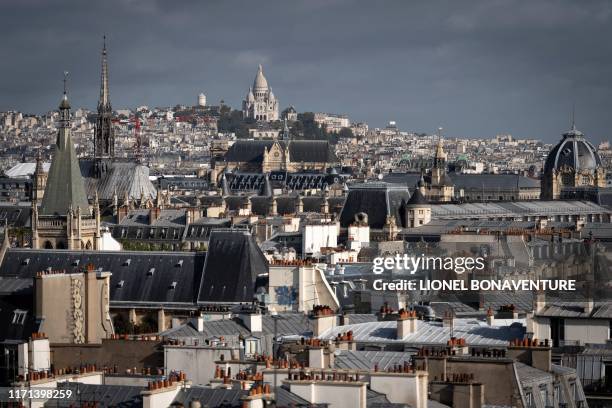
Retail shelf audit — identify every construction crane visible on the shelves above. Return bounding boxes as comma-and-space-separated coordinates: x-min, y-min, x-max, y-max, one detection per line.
130, 113, 143, 163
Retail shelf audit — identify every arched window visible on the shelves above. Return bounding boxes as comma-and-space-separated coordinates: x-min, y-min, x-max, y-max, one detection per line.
44, 241, 53, 249
56, 241, 66, 249
562, 173, 573, 185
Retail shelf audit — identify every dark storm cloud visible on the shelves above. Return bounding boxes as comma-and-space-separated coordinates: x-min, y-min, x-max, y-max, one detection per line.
1, 0, 611, 143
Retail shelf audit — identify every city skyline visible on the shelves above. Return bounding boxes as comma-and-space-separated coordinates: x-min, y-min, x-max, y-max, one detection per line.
1, 0, 612, 143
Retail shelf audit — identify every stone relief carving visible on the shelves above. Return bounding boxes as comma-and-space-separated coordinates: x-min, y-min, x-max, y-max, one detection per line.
71, 278, 85, 344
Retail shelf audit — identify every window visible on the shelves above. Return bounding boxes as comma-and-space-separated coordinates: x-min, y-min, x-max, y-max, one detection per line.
539, 385, 549, 407
525, 392, 534, 408
244, 338, 260, 356
12, 310, 27, 325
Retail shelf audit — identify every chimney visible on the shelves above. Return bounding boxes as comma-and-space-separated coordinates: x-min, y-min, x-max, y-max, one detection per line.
442, 312, 454, 328
308, 346, 326, 369
240, 310, 263, 333
340, 313, 350, 326
508, 338, 552, 372
142, 374, 186, 408
312, 305, 336, 337
186, 207, 201, 225
196, 314, 204, 332
486, 307, 495, 326
149, 207, 161, 225
534, 290, 546, 313
452, 382, 485, 408
117, 205, 129, 224
397, 309, 418, 339
575, 216, 585, 232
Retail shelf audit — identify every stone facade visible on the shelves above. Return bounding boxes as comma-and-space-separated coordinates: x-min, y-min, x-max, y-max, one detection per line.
242, 65, 279, 121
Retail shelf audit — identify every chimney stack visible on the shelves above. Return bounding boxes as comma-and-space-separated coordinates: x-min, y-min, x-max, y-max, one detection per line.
397, 309, 418, 339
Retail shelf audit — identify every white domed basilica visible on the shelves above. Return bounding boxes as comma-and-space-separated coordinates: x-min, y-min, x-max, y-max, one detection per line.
541, 123, 606, 200
242, 65, 279, 121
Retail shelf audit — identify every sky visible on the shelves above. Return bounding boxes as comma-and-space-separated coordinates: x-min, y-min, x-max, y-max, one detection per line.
1, 0, 611, 143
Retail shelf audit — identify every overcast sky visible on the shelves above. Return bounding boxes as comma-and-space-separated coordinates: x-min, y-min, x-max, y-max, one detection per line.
1, 0, 611, 143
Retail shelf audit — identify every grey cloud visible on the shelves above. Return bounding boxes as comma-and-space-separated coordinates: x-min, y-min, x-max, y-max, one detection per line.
0, 0, 611, 143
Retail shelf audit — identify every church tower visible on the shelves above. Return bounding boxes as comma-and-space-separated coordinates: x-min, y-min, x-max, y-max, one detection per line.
94, 36, 114, 174
32, 151, 47, 202
32, 76, 101, 250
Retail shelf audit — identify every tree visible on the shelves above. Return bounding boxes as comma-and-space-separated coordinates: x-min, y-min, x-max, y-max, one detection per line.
113, 313, 135, 334
217, 108, 254, 138
338, 127, 354, 139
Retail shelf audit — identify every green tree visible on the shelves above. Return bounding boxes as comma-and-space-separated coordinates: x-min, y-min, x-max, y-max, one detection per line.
338, 127, 354, 139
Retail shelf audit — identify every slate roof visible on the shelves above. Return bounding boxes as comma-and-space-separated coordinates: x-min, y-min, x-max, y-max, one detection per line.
227, 171, 345, 193
44, 383, 143, 407
172, 386, 246, 407
0, 203, 31, 227
0, 277, 33, 295
160, 319, 250, 339
536, 302, 612, 319
80, 160, 157, 201
275, 385, 324, 407
514, 362, 553, 385
334, 350, 415, 371
40, 126, 90, 216
0, 249, 206, 307
4, 162, 51, 178
383, 173, 540, 190
406, 188, 428, 206
544, 130, 601, 174
339, 183, 411, 229
184, 218, 233, 241
313, 318, 525, 347
197, 229, 268, 303
161, 313, 314, 339
0, 298, 40, 342
430, 200, 609, 219
224, 140, 337, 164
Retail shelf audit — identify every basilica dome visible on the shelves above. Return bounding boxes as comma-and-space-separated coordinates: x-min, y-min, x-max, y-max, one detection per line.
253, 64, 269, 91
543, 126, 601, 174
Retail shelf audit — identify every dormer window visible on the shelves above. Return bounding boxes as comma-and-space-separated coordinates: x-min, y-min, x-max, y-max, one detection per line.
117, 280, 125, 288
124, 259, 131, 266
12, 310, 27, 325
169, 281, 177, 289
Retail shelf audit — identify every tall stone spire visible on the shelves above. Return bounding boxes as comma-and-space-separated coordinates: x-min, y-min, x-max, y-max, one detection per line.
40, 74, 90, 216
99, 35, 110, 108
94, 35, 115, 162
